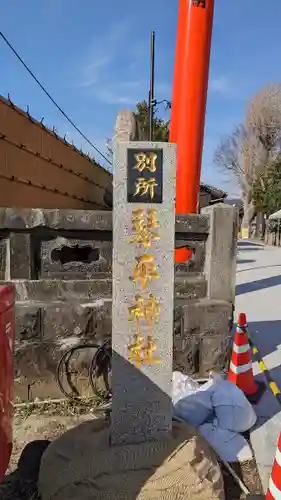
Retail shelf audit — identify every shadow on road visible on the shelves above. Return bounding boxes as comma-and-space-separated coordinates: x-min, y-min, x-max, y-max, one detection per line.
237, 259, 256, 265
237, 264, 281, 273
248, 320, 281, 359
238, 241, 264, 248
241, 320, 281, 432
236, 274, 281, 296
237, 247, 264, 252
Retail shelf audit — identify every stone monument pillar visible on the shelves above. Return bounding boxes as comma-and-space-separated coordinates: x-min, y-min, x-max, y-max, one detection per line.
111, 141, 176, 444
38, 111, 225, 500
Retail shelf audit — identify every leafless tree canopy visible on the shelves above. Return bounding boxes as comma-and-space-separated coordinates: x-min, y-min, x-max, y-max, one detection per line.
246, 83, 281, 154
214, 125, 249, 194
214, 82, 281, 199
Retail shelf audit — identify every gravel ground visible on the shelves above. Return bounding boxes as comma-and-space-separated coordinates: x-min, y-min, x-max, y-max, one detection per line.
0, 401, 264, 500
222, 460, 264, 500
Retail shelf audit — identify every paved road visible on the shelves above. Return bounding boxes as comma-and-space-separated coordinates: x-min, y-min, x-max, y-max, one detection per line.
236, 240, 281, 490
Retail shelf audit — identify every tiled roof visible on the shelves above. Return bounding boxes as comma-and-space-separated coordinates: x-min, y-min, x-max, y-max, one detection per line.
200, 182, 228, 200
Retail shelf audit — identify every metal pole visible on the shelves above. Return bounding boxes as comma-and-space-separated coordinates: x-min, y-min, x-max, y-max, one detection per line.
148, 30, 155, 141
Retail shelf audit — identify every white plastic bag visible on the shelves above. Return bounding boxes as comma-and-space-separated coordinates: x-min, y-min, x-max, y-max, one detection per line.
211, 378, 257, 433
197, 371, 223, 393
199, 423, 253, 463
172, 371, 200, 404
172, 374, 213, 427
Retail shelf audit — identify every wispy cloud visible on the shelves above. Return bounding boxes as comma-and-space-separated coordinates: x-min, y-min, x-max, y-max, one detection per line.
80, 56, 112, 88
209, 75, 233, 95
94, 80, 171, 107
79, 20, 130, 88
95, 85, 142, 106
77, 21, 171, 107
108, 21, 130, 44
96, 79, 148, 106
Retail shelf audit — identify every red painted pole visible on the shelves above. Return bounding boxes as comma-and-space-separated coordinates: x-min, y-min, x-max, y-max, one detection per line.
174, 0, 215, 215
169, 0, 189, 144
170, 0, 215, 262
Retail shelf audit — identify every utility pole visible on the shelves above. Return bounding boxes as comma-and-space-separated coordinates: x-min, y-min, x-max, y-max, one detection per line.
148, 30, 155, 141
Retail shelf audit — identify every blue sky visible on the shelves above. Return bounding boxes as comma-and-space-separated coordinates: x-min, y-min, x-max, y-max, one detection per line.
1, 0, 281, 197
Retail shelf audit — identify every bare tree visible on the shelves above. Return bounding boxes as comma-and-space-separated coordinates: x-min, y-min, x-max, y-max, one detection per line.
246, 83, 281, 156
214, 83, 281, 232
214, 124, 257, 226
214, 124, 248, 191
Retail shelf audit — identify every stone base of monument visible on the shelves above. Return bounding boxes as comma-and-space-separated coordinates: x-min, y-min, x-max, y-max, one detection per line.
38, 419, 225, 500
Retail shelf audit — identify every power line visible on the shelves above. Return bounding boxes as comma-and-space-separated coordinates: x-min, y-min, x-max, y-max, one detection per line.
0, 31, 112, 166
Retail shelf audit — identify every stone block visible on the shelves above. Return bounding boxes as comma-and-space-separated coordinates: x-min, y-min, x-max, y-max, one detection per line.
40, 237, 112, 279
14, 339, 60, 401
0, 208, 211, 237
181, 298, 233, 336
200, 334, 232, 376
174, 274, 207, 300
9, 233, 32, 279
173, 299, 232, 376
0, 208, 112, 231
9, 274, 204, 304
173, 334, 200, 375
42, 301, 112, 344
0, 237, 8, 280
43, 210, 112, 231
6, 279, 112, 302
175, 214, 209, 235
113, 109, 138, 142
202, 203, 237, 302
15, 305, 43, 341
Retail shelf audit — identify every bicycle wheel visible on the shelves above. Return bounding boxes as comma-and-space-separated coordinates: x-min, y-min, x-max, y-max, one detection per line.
89, 342, 112, 399
56, 344, 101, 400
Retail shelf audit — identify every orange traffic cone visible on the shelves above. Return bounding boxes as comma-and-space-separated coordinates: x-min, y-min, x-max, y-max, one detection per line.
227, 312, 265, 405
266, 432, 281, 499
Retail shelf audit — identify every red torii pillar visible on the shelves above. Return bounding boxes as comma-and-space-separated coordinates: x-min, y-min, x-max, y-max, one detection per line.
170, 0, 215, 261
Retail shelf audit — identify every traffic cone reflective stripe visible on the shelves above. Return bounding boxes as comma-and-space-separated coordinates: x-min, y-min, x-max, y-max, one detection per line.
229, 361, 252, 374
266, 433, 281, 499
228, 312, 265, 404
232, 341, 251, 354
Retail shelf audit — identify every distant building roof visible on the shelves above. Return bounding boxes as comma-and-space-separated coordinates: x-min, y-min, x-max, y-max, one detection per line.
200, 183, 228, 201
225, 198, 244, 216
225, 198, 243, 208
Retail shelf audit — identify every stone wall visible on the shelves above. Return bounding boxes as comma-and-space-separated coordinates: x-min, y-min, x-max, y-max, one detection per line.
0, 205, 237, 401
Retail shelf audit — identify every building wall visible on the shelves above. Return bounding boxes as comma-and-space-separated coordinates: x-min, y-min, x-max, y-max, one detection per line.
199, 191, 211, 210
0, 96, 112, 209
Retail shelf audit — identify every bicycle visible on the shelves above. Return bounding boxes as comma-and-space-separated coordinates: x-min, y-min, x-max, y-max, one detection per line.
56, 339, 112, 401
